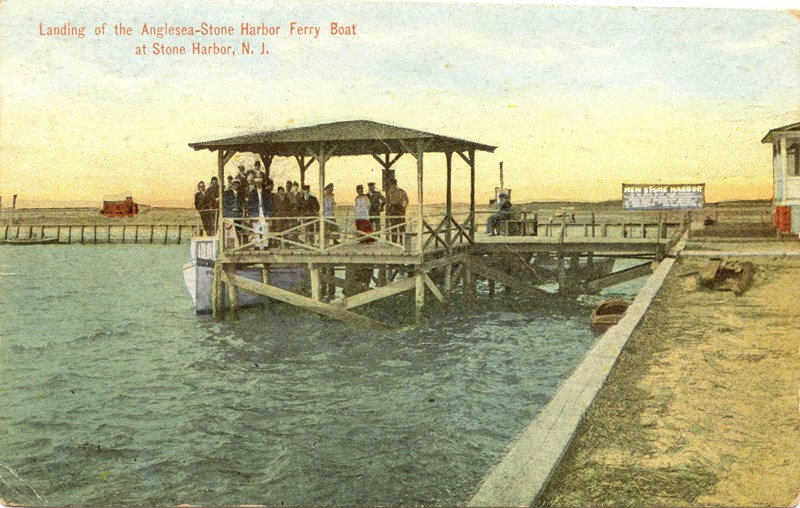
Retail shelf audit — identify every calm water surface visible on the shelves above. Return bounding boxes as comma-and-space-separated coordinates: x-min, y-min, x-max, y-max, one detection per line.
0, 245, 635, 506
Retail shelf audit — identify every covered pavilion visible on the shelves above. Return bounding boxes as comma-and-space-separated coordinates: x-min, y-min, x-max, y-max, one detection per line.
189, 120, 497, 326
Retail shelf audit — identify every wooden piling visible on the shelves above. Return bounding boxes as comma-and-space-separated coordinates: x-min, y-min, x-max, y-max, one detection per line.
261, 264, 270, 286
134, 225, 138, 244
80, 225, 85, 243
226, 265, 239, 321
557, 253, 566, 291
488, 279, 495, 298
310, 265, 321, 301
93, 225, 97, 244
164, 225, 169, 244
107, 225, 111, 243
122, 225, 126, 243
464, 265, 477, 307
415, 271, 426, 323
28, 225, 33, 239
178, 225, 183, 245
150, 225, 154, 243
4, 225, 9, 240
67, 226, 72, 244
211, 263, 223, 321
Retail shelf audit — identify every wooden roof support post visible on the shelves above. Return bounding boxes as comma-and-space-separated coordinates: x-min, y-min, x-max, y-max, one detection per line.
319, 154, 326, 249
397, 139, 427, 254
457, 149, 476, 242
371, 152, 404, 233
217, 150, 234, 256
257, 152, 274, 179
295, 155, 314, 188
469, 148, 476, 240
445, 151, 453, 253
416, 142, 425, 255
308, 144, 337, 250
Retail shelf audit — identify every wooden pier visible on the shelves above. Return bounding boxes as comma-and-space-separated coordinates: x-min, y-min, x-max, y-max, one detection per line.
188, 120, 686, 328
1, 223, 199, 245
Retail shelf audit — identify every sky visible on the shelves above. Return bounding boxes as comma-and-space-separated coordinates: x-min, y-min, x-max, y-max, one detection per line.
1, 0, 799, 207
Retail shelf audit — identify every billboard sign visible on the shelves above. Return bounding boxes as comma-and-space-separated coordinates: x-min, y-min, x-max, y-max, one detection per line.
622, 184, 705, 210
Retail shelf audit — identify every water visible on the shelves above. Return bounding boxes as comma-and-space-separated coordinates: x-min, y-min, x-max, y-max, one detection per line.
0, 245, 624, 506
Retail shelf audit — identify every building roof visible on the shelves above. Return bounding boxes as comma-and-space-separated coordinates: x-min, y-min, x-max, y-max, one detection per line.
188, 120, 497, 156
761, 121, 800, 144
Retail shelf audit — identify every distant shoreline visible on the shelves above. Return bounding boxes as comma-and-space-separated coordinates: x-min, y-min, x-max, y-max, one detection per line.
1, 198, 773, 212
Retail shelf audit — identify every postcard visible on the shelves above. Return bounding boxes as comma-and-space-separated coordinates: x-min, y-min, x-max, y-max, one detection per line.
1, 1, 798, 506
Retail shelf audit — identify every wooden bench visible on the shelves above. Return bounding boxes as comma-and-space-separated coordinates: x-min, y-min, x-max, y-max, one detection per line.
498, 219, 538, 236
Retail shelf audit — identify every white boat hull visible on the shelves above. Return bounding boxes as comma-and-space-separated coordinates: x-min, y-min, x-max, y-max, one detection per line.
182, 237, 305, 314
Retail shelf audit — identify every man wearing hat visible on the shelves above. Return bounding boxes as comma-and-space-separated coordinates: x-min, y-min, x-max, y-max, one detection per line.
205, 176, 220, 235
366, 181, 386, 233
235, 163, 247, 185
194, 180, 212, 236
254, 160, 267, 181
222, 177, 244, 247
386, 177, 409, 244
297, 184, 320, 245
323, 182, 338, 245
486, 191, 512, 236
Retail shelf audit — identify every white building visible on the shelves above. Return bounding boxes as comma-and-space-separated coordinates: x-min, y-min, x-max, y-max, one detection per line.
762, 121, 800, 234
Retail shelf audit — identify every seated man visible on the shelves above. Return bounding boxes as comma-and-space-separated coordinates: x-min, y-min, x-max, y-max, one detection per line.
486, 192, 512, 236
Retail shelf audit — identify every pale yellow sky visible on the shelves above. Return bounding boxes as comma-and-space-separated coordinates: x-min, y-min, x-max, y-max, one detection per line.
1, 1, 798, 207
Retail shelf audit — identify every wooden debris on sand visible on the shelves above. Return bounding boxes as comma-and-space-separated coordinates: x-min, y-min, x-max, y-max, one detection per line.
699, 258, 755, 295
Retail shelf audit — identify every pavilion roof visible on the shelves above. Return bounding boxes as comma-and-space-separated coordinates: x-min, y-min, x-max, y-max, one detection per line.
761, 121, 800, 144
188, 120, 497, 156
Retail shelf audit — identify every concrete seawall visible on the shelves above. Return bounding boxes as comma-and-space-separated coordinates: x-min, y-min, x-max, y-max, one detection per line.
466, 252, 679, 506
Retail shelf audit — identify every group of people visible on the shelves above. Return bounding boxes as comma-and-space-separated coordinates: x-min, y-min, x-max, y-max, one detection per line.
193, 161, 411, 246
353, 178, 410, 244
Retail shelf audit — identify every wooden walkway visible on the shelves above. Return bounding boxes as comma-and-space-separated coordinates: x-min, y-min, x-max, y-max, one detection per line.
210, 214, 687, 328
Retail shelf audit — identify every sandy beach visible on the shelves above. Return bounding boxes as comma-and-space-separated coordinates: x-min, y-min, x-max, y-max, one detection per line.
538, 252, 800, 506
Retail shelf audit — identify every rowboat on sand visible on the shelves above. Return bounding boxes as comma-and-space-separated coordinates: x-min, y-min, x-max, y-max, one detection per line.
590, 298, 630, 332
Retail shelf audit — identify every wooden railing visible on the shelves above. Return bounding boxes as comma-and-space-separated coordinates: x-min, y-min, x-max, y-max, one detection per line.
220, 213, 477, 255
472, 209, 681, 239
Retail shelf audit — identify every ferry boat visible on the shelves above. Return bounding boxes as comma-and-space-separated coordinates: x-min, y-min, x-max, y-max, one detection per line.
182, 236, 306, 313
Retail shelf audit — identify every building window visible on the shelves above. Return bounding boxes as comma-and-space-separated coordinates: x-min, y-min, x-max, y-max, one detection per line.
789, 143, 800, 177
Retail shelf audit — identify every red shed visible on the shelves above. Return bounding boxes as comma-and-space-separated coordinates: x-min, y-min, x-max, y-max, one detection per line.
102, 196, 139, 217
